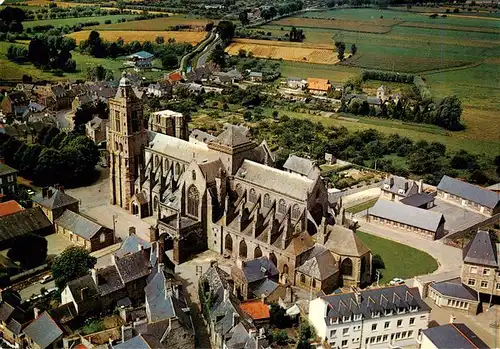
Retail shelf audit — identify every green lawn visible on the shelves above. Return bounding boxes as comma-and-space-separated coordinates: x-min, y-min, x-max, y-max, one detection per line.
357, 231, 438, 284
345, 198, 378, 214
22, 14, 137, 29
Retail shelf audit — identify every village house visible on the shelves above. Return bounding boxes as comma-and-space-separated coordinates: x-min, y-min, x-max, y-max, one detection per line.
71, 94, 94, 111
381, 175, 435, 208
239, 299, 270, 328
23, 311, 65, 349
0, 163, 17, 196
295, 245, 339, 294
0, 207, 53, 250
147, 81, 172, 98
85, 116, 108, 145
32, 186, 79, 223
368, 199, 446, 240
54, 209, 114, 252
21, 102, 47, 122
1, 91, 29, 117
231, 256, 279, 300
167, 71, 183, 84
307, 78, 331, 95
48, 85, 71, 110
284, 77, 307, 90
420, 322, 489, 349
0, 298, 29, 348
0, 200, 23, 217
211, 69, 243, 85
247, 71, 263, 83
308, 285, 431, 349
124, 51, 154, 71
437, 175, 500, 216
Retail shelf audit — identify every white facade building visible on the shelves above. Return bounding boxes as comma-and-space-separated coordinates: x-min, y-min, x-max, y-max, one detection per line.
308, 285, 431, 349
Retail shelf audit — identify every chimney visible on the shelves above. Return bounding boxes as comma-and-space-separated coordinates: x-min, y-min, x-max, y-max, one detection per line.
449, 314, 456, 324
223, 288, 230, 303
47, 189, 53, 198
210, 260, 218, 268
256, 328, 266, 349
33, 307, 40, 319
129, 227, 136, 236
261, 293, 266, 304
158, 262, 164, 273
138, 244, 144, 251
91, 269, 97, 285
417, 179, 423, 194
248, 328, 257, 338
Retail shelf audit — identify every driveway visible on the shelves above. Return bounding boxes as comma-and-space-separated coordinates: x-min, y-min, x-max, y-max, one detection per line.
357, 219, 463, 278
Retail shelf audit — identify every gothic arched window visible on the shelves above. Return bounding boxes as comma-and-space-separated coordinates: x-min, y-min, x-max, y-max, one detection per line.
292, 204, 301, 219
263, 194, 271, 208
175, 163, 180, 176
239, 240, 247, 259
249, 188, 257, 203
187, 185, 199, 218
164, 158, 169, 171
278, 199, 286, 214
192, 170, 196, 181
341, 258, 353, 276
153, 196, 159, 212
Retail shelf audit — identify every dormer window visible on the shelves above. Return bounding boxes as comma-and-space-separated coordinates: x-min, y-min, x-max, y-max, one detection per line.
353, 314, 362, 321
372, 312, 380, 318
398, 189, 405, 195
385, 309, 392, 316
342, 315, 351, 323
383, 184, 390, 189
397, 308, 406, 314
329, 318, 338, 325
410, 306, 418, 312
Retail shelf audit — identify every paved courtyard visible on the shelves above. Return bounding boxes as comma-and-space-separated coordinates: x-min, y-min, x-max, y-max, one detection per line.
429, 198, 488, 234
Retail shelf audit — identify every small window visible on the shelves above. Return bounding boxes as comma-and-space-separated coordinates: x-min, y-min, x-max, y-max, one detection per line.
371, 324, 377, 332
384, 321, 390, 329
496, 283, 500, 290
192, 170, 196, 181
409, 317, 415, 326
100, 233, 106, 243
397, 319, 403, 327
480, 281, 488, 288
342, 328, 349, 336
341, 340, 348, 347
483, 268, 490, 275
468, 279, 476, 286
300, 274, 305, 284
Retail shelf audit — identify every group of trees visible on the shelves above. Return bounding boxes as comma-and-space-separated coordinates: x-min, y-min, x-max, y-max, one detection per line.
334, 40, 357, 60
0, 128, 99, 187
216, 20, 236, 43
86, 64, 115, 81
253, 116, 498, 186
0, 6, 25, 33
52, 246, 97, 290
289, 27, 305, 42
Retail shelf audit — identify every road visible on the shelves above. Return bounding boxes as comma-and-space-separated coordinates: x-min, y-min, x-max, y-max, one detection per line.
196, 33, 219, 69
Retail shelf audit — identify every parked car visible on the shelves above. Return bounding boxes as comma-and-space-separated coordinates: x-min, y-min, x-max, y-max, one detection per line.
389, 277, 405, 286
40, 274, 53, 284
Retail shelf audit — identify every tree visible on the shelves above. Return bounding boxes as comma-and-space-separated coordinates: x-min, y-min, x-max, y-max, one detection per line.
155, 36, 165, 45
269, 303, 286, 328
434, 95, 463, 131
7, 234, 48, 269
351, 43, 357, 55
209, 44, 226, 67
297, 320, 316, 349
216, 20, 235, 43
239, 11, 249, 26
51, 246, 97, 290
337, 42, 346, 60
161, 53, 178, 69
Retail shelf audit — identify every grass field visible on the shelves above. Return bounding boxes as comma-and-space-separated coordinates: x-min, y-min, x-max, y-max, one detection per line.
225, 39, 338, 65
91, 16, 214, 31
68, 30, 206, 45
273, 17, 401, 33
357, 231, 438, 284
22, 14, 137, 28
345, 199, 378, 214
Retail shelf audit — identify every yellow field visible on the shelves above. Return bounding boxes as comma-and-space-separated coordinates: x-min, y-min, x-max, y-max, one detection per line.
226, 39, 338, 65
67, 30, 206, 45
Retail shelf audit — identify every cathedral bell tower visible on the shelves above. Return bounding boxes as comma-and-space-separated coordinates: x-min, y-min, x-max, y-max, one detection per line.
107, 72, 148, 211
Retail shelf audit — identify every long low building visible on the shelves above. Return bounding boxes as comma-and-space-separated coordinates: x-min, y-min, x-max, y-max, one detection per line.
437, 175, 500, 216
368, 199, 445, 240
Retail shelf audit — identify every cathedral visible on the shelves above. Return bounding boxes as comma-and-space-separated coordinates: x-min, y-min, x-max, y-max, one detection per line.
107, 74, 372, 292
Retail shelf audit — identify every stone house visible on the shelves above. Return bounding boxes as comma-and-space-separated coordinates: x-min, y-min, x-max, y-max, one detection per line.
1, 91, 28, 117
147, 81, 172, 98
0, 163, 17, 196
49, 85, 71, 110
32, 186, 79, 223
285, 77, 307, 90
283, 154, 320, 180
54, 209, 115, 252
437, 175, 500, 216
295, 246, 339, 294
85, 116, 108, 145
71, 94, 93, 111
231, 256, 279, 300
368, 199, 446, 240
381, 175, 421, 202
239, 299, 270, 328
460, 230, 500, 300
0, 207, 53, 250
0, 299, 28, 348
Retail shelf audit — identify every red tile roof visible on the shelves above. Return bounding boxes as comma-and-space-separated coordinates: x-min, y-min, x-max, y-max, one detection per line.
240, 300, 270, 320
0, 200, 23, 217
168, 72, 183, 82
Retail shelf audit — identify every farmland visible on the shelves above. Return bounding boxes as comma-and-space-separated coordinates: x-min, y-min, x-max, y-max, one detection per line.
225, 39, 338, 65
22, 14, 137, 28
68, 30, 207, 45
90, 15, 214, 31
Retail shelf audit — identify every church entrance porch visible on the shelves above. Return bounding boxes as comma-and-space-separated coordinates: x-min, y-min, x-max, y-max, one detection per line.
158, 214, 206, 264
131, 192, 150, 218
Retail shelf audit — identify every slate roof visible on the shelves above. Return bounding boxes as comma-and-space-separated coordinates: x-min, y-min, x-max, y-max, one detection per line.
116, 233, 151, 258
321, 285, 430, 321
297, 249, 338, 281
51, 85, 67, 98
74, 94, 93, 107
87, 116, 105, 130
190, 129, 216, 143
437, 175, 500, 209
0, 207, 52, 243
462, 230, 498, 267
283, 155, 317, 177
0, 200, 23, 217
6, 91, 28, 105
211, 125, 253, 148
252, 279, 279, 298
324, 225, 370, 257
96, 265, 124, 296
115, 249, 151, 284
240, 256, 279, 283
55, 210, 103, 240
400, 193, 434, 207
66, 274, 99, 304
130, 51, 154, 59
429, 281, 478, 301
0, 302, 15, 322
422, 323, 489, 349
487, 183, 500, 191
235, 160, 315, 201
248, 71, 262, 78
32, 187, 78, 210
0, 163, 17, 176
24, 312, 63, 349
369, 199, 445, 233
113, 334, 163, 349
382, 176, 416, 196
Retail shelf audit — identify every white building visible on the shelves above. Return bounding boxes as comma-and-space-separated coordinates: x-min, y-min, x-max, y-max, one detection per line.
308, 285, 431, 349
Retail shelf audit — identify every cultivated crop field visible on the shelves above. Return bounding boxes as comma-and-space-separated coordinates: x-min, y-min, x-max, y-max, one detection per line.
68, 30, 206, 45
273, 17, 401, 33
226, 39, 339, 64
22, 14, 137, 28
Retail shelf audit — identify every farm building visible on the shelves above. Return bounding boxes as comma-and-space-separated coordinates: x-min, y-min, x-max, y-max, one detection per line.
247, 71, 263, 82
368, 199, 445, 240
124, 51, 154, 71
437, 175, 500, 216
284, 77, 307, 89
307, 78, 331, 95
